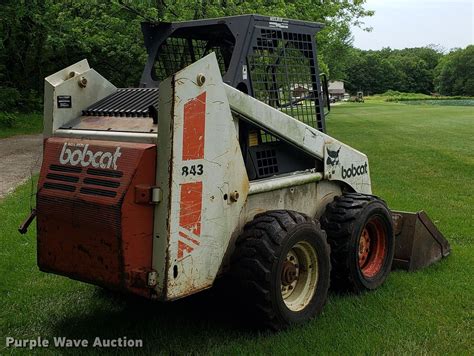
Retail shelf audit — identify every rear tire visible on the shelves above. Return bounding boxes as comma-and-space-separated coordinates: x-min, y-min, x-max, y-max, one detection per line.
321, 193, 394, 293
231, 210, 330, 330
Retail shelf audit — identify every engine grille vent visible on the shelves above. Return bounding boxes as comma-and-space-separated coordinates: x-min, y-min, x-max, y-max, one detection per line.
82, 88, 159, 118
83, 178, 120, 189
80, 168, 122, 198
43, 164, 122, 198
43, 165, 82, 192
46, 173, 79, 183
49, 164, 82, 173
44, 182, 76, 192
87, 168, 123, 178
79, 187, 117, 198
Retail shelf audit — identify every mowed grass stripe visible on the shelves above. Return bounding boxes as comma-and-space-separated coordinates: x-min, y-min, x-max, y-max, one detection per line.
1, 102, 473, 355
329, 103, 473, 240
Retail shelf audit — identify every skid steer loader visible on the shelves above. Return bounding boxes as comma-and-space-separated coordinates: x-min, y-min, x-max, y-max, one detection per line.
19, 15, 450, 329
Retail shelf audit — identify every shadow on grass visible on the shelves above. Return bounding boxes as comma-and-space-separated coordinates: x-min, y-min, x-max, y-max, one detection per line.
52, 282, 262, 353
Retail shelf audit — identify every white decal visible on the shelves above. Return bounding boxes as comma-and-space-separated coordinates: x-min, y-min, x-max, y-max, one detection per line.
270, 17, 285, 22
59, 143, 122, 170
269, 17, 289, 29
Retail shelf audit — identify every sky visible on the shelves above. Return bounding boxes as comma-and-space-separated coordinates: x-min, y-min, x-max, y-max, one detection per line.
351, 0, 474, 51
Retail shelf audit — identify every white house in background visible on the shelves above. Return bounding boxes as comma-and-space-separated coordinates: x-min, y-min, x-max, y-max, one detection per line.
291, 83, 311, 99
328, 80, 346, 101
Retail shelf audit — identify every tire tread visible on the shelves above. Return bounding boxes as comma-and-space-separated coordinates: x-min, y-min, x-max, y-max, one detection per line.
321, 193, 391, 293
232, 210, 329, 330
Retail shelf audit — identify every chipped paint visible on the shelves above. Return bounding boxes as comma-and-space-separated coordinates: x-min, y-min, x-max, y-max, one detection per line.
153, 54, 249, 300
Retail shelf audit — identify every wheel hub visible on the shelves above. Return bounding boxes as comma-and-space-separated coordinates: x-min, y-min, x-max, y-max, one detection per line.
358, 228, 371, 267
281, 260, 298, 286
358, 216, 388, 278
280, 242, 318, 312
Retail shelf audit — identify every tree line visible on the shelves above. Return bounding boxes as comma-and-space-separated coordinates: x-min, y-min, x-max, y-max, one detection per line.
0, 0, 472, 112
343, 45, 473, 96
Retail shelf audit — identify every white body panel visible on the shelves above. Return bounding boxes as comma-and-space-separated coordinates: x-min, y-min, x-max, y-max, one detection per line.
44, 60, 116, 137
220, 180, 342, 268
154, 54, 249, 299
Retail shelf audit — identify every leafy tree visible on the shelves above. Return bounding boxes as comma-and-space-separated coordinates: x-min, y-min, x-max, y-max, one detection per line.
434, 46, 474, 96
388, 47, 442, 94
0, 1, 49, 110
344, 46, 443, 95
1, 0, 374, 111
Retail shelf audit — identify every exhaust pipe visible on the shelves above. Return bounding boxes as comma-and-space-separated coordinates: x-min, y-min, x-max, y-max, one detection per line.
391, 211, 450, 271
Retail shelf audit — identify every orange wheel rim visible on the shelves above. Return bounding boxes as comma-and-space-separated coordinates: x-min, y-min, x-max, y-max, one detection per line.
358, 216, 387, 278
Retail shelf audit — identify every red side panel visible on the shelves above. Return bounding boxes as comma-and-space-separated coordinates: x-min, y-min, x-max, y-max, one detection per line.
121, 150, 156, 294
36, 138, 156, 297
179, 182, 203, 236
176, 92, 206, 260
182, 92, 206, 160
177, 182, 203, 259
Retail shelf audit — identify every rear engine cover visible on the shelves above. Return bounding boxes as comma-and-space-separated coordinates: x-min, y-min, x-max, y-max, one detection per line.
37, 137, 156, 297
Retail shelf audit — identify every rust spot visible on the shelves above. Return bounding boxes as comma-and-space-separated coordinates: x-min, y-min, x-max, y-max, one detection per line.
76, 244, 91, 257
36, 138, 156, 298
71, 115, 157, 133
134, 184, 152, 204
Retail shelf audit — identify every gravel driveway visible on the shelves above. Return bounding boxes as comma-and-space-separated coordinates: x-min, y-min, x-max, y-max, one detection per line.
0, 134, 43, 199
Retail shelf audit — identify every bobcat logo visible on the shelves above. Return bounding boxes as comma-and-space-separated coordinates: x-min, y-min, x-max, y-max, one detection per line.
326, 147, 341, 174
326, 147, 341, 166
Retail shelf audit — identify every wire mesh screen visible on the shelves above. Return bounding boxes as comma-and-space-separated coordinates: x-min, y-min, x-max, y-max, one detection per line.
248, 28, 323, 135
154, 37, 228, 81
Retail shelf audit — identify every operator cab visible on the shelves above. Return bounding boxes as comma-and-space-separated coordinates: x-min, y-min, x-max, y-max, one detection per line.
62, 15, 329, 180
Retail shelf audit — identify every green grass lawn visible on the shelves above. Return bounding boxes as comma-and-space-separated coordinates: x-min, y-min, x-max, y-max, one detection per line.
0, 112, 43, 139
1, 102, 473, 355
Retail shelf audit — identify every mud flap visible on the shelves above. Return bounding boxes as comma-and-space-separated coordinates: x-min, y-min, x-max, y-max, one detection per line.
391, 211, 450, 271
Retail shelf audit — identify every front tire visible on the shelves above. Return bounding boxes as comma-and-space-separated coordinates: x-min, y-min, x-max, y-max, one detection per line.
231, 210, 331, 330
321, 193, 394, 293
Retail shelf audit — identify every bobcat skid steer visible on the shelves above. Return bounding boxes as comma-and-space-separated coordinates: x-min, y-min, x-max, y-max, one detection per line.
19, 15, 450, 329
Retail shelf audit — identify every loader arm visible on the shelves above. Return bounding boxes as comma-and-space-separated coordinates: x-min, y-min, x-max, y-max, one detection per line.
224, 84, 372, 194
